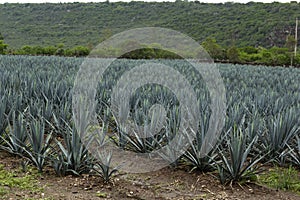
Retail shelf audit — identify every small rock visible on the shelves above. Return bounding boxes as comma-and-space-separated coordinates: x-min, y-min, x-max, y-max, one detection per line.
96, 191, 107, 198
84, 187, 92, 191
127, 191, 134, 197
105, 185, 112, 189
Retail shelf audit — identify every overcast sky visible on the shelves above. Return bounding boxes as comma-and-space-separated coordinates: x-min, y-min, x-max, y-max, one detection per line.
0, 0, 297, 4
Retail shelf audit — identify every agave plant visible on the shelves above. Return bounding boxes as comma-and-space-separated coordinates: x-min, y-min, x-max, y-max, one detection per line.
52, 101, 72, 135
115, 99, 167, 153
0, 111, 27, 156
282, 135, 300, 169
263, 107, 300, 163
157, 118, 183, 168
92, 150, 120, 183
183, 112, 218, 172
52, 152, 68, 177
217, 126, 265, 184
23, 117, 53, 172
0, 55, 300, 183
54, 122, 94, 176
243, 109, 264, 143
0, 95, 9, 139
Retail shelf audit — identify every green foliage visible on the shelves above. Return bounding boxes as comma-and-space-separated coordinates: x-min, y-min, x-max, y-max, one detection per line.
0, 40, 8, 54
0, 164, 43, 199
253, 47, 290, 66
259, 166, 300, 193
120, 48, 182, 59
239, 46, 258, 54
226, 46, 240, 63
65, 46, 90, 57
13, 44, 90, 57
202, 37, 225, 60
3, 32, 300, 66
1, 2, 300, 49
285, 35, 297, 52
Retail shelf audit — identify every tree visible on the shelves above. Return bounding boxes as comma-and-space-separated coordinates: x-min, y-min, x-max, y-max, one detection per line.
285, 35, 297, 65
20, 45, 33, 55
0, 33, 8, 54
71, 46, 90, 57
240, 46, 258, 54
202, 37, 225, 60
226, 46, 240, 63
285, 35, 296, 52
0, 40, 8, 54
55, 43, 65, 56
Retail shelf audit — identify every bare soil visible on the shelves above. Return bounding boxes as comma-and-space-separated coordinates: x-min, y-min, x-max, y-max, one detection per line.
0, 151, 299, 200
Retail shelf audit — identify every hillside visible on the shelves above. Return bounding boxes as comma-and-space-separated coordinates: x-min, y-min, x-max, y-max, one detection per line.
0, 1, 299, 49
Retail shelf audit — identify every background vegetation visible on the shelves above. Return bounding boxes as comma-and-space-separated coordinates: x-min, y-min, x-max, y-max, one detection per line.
0, 1, 299, 48
1, 2, 300, 66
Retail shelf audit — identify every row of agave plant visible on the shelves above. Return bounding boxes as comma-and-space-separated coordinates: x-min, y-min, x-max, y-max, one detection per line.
0, 55, 299, 184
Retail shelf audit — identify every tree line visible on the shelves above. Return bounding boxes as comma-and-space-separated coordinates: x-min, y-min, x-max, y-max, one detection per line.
0, 35, 299, 67
202, 36, 300, 67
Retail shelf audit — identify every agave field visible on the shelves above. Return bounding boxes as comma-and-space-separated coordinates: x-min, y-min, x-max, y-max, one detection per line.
0, 55, 299, 185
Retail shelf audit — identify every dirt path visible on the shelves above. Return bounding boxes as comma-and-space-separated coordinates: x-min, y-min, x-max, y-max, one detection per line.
0, 151, 299, 200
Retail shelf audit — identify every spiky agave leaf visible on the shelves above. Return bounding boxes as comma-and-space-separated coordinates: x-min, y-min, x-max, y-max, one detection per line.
0, 95, 10, 141
217, 126, 265, 184
93, 150, 120, 183
23, 116, 53, 172
54, 121, 94, 176
0, 111, 27, 156
263, 107, 300, 163
183, 112, 219, 172
282, 135, 300, 169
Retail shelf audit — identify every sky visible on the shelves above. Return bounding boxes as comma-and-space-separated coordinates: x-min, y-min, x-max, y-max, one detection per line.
0, 0, 297, 4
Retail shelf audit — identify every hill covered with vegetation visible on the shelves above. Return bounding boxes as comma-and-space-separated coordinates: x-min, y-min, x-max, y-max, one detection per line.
0, 1, 299, 49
